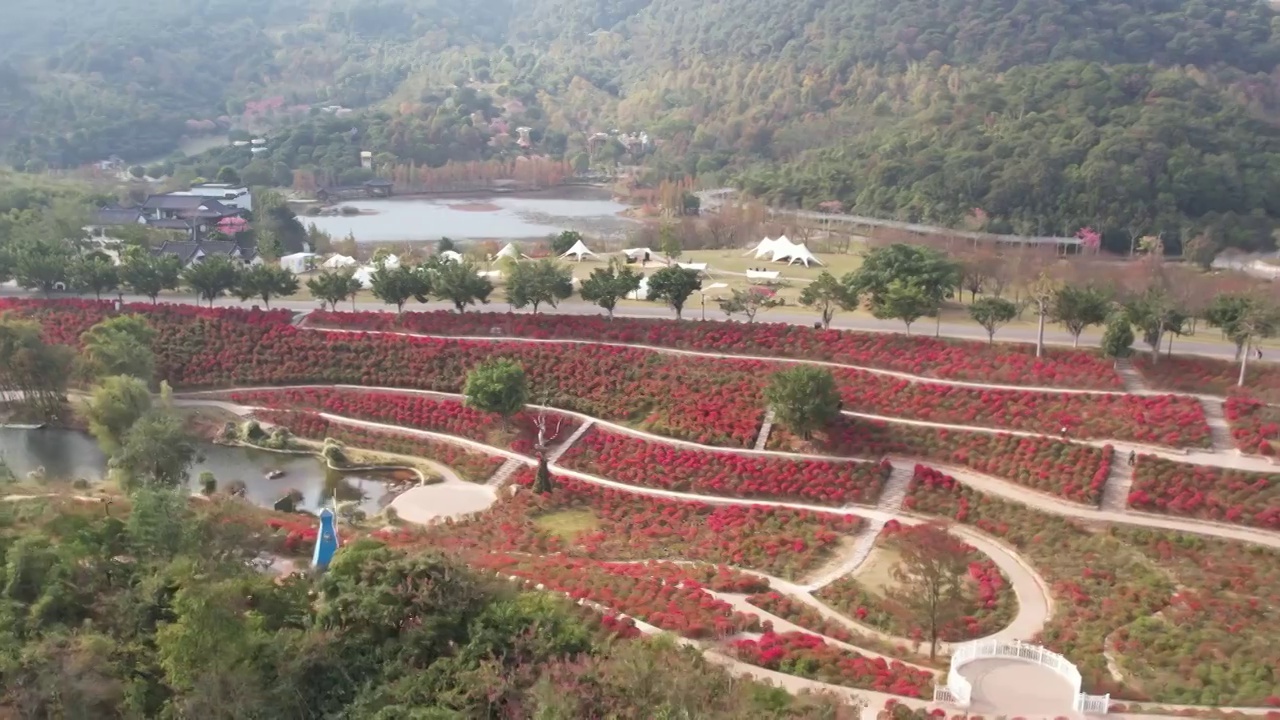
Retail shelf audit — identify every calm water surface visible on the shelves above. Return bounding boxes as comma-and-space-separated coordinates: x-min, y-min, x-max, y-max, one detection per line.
0, 427, 390, 514
303, 193, 635, 243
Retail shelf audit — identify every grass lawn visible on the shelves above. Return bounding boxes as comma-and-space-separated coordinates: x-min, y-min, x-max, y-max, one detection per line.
534, 508, 600, 540
850, 546, 903, 597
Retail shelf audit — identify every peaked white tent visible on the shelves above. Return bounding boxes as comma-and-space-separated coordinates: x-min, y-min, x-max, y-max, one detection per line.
782, 243, 823, 267
495, 243, 525, 260
622, 247, 656, 262
745, 236, 787, 259
351, 266, 376, 289
372, 253, 400, 269
677, 262, 708, 272
322, 254, 357, 269
559, 239, 597, 262
279, 252, 316, 274
439, 250, 463, 263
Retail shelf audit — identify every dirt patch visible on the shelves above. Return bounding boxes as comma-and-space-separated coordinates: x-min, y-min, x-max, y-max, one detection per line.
852, 546, 904, 597
450, 202, 501, 212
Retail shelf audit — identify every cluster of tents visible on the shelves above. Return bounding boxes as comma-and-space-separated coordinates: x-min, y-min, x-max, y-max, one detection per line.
742, 235, 824, 267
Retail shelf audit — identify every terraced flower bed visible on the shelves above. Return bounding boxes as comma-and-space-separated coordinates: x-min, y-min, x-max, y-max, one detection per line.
556, 425, 891, 506
1134, 354, 1280, 403
468, 553, 761, 639
308, 309, 1123, 389
771, 416, 1112, 505
231, 387, 580, 455
1107, 528, 1280, 707
813, 521, 1017, 642
1224, 397, 1280, 456
744, 591, 939, 665
412, 468, 864, 581
1129, 455, 1280, 530
833, 369, 1210, 449
252, 408, 506, 483
728, 631, 936, 696
903, 464, 1173, 698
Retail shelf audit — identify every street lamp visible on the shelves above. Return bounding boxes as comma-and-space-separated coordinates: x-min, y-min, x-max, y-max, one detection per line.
700, 292, 706, 321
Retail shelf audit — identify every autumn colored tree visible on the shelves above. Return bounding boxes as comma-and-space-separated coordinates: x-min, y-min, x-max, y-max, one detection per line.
885, 522, 971, 661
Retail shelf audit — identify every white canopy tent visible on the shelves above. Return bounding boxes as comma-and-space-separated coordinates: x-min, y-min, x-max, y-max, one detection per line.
279, 252, 316, 274
622, 247, 657, 262
351, 266, 376, 289
744, 235, 788, 259
626, 276, 651, 300
372, 253, 400, 269
746, 269, 781, 281
322, 254, 357, 269
779, 242, 824, 267
559, 239, 597, 262
495, 243, 525, 260
677, 262, 709, 272
439, 250, 463, 263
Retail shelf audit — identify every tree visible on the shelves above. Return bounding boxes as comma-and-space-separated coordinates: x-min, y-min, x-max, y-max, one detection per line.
84, 375, 152, 455
0, 317, 74, 420
659, 223, 683, 261
182, 256, 242, 307
799, 272, 857, 329
111, 409, 197, 490
1182, 234, 1220, 271
764, 367, 841, 440
872, 281, 931, 335
120, 250, 182, 302
79, 314, 156, 381
1049, 286, 1112, 347
437, 237, 457, 254
10, 237, 74, 295
69, 254, 119, 299
885, 522, 971, 661
579, 260, 642, 319
307, 270, 362, 311
718, 287, 783, 323
1100, 313, 1135, 365
506, 259, 573, 314
646, 266, 701, 320
463, 358, 528, 425
550, 231, 582, 256
967, 297, 1017, 345
1123, 287, 1183, 364
232, 264, 299, 308
1205, 292, 1280, 386
370, 264, 430, 313
846, 244, 958, 308
431, 259, 493, 313
533, 454, 553, 494
216, 166, 241, 185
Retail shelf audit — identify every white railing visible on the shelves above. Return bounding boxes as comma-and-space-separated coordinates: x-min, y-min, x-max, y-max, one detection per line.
934, 639, 1109, 715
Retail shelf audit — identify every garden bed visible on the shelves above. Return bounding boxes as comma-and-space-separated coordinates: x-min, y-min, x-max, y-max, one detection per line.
1129, 455, 1280, 530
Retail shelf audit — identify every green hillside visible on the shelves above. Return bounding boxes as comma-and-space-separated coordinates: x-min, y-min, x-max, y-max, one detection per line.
5, 0, 1280, 251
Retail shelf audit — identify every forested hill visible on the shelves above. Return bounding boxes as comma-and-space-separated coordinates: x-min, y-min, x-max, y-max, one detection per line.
6, 0, 1280, 252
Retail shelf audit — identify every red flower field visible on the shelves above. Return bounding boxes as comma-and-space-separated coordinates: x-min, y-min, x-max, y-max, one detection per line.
308, 308, 1123, 389
556, 425, 892, 506
729, 631, 936, 696
1134, 354, 1280, 403
1224, 397, 1280, 456
1129, 455, 1280, 530
772, 416, 1112, 504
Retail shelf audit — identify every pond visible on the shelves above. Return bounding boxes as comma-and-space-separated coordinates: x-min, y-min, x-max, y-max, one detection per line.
0, 427, 392, 515
301, 189, 636, 244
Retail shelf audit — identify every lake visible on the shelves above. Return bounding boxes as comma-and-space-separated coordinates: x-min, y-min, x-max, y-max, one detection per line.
0, 427, 391, 515
301, 190, 637, 244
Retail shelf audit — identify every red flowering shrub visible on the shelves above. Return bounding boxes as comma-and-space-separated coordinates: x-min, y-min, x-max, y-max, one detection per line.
1134, 354, 1280, 403
1109, 527, 1280, 706
814, 522, 1016, 642
903, 464, 1173, 698
1128, 455, 1280, 530
556, 425, 891, 505
253, 409, 505, 482
309, 308, 1123, 389
729, 631, 936, 696
232, 387, 579, 455
831, 368, 1209, 448
469, 553, 760, 639
773, 416, 1112, 504
419, 468, 863, 580
1224, 397, 1280, 456
264, 515, 318, 556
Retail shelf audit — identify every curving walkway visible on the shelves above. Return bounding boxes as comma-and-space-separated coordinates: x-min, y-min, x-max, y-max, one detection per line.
175, 386, 1280, 548
171, 393, 1280, 717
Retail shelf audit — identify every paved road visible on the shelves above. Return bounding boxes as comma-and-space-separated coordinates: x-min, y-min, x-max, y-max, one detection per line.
1, 289, 1253, 361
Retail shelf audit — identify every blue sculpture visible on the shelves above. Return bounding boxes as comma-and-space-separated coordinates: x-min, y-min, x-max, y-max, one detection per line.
312, 507, 340, 570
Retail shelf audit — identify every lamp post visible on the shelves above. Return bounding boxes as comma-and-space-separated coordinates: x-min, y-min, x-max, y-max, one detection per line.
700, 292, 706, 321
